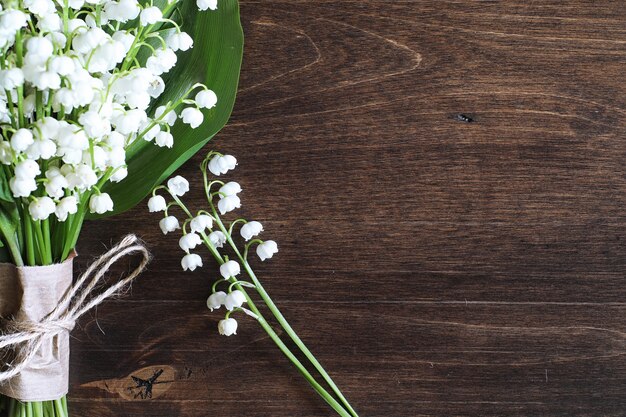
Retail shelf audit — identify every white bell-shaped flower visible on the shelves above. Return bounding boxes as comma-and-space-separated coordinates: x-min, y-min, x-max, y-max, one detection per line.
11, 129, 34, 152
218, 318, 238, 336
106, 0, 140, 22
9, 177, 37, 198
207, 291, 227, 311
257, 240, 279, 261
26, 139, 57, 160
140, 6, 162, 25
155, 105, 177, 126
110, 167, 128, 183
181, 107, 204, 128
198, 0, 218, 11
208, 230, 226, 248
179, 232, 202, 253
29, 196, 56, 221
208, 154, 237, 176
167, 32, 193, 52
146, 48, 177, 75
55, 196, 78, 222
181, 253, 203, 271
0, 68, 24, 90
25, 37, 53, 64
148, 195, 167, 212
15, 160, 41, 179
219, 181, 241, 197
65, 164, 98, 191
224, 290, 247, 311
219, 260, 240, 279
167, 175, 189, 196
159, 215, 180, 234
190, 214, 213, 233
155, 131, 173, 148
240, 221, 263, 241
89, 193, 114, 214
217, 195, 241, 215
195, 90, 217, 109
49, 56, 75, 76
0, 142, 13, 164
45, 175, 69, 199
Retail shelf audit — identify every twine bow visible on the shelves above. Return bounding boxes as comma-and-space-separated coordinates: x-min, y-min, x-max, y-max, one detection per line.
0, 235, 150, 383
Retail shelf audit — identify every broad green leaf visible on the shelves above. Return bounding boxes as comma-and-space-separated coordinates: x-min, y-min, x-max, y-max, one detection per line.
90, 0, 243, 218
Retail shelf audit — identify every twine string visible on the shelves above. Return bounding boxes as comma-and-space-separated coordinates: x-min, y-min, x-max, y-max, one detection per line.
0, 235, 150, 383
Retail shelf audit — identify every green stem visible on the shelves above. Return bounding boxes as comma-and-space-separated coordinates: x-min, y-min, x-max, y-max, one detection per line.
33, 220, 52, 265
213, 212, 359, 417
5, 397, 68, 417
171, 195, 353, 417
198, 233, 352, 417
24, 215, 36, 266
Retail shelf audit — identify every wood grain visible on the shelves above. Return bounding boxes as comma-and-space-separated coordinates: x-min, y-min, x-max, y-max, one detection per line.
68, 1, 626, 416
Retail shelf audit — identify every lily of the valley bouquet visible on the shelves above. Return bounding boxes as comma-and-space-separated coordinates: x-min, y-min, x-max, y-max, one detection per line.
0, 0, 243, 416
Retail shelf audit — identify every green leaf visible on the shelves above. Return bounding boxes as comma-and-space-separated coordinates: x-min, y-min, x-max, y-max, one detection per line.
0, 169, 14, 203
90, 0, 243, 218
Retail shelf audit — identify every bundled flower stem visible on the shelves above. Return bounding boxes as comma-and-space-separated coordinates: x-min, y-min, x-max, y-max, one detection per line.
148, 152, 359, 417
0, 0, 221, 415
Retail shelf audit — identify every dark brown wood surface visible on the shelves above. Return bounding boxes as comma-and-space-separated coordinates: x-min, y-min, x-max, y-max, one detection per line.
69, 1, 626, 416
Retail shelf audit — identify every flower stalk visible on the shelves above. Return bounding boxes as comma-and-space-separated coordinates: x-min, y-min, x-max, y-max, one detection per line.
149, 152, 359, 417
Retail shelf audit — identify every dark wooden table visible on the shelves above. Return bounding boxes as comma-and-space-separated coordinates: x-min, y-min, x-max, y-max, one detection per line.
70, 1, 626, 416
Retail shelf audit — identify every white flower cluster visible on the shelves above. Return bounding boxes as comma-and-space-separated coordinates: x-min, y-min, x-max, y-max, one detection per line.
148, 153, 279, 336
0, 0, 218, 222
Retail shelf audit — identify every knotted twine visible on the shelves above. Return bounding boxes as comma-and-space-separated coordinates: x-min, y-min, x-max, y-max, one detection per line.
0, 234, 150, 401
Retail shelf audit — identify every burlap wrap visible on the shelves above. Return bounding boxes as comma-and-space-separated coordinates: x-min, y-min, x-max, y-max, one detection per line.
0, 255, 75, 402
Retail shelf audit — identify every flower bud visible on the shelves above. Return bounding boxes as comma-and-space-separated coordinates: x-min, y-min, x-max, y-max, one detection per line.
225, 290, 246, 311
218, 318, 238, 336
207, 291, 227, 311
219, 260, 240, 279
240, 221, 263, 241
159, 215, 180, 234
257, 240, 278, 261
148, 195, 167, 212
181, 253, 203, 271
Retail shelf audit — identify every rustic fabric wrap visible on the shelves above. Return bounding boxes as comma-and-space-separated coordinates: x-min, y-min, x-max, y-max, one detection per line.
0, 235, 150, 402
0, 255, 74, 402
